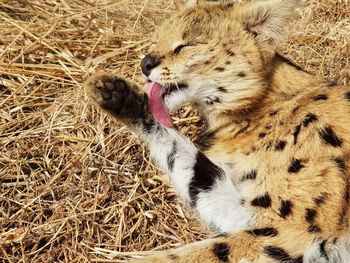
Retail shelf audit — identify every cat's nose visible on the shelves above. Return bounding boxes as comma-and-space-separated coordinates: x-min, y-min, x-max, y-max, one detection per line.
141, 55, 160, 77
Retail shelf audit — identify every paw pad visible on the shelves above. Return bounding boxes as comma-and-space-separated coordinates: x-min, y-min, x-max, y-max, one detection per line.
90, 74, 130, 113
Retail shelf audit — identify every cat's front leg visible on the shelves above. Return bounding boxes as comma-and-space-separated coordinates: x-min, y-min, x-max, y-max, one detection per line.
87, 73, 249, 232
86, 72, 200, 204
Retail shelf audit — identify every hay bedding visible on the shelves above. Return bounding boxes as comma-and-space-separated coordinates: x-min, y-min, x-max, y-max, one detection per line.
0, 0, 348, 262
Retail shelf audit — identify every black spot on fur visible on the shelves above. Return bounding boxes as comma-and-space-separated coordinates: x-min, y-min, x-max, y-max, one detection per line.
334, 157, 346, 172
308, 225, 321, 233
259, 132, 266, 138
303, 113, 318, 127
226, 50, 235, 56
251, 193, 272, 208
195, 131, 215, 151
250, 146, 257, 153
269, 110, 278, 116
320, 240, 329, 260
305, 208, 317, 223
264, 246, 303, 262
319, 126, 343, 147
288, 159, 305, 173
292, 106, 300, 114
213, 243, 230, 262
292, 125, 301, 144
275, 140, 287, 151
217, 86, 227, 93
265, 125, 272, 130
236, 124, 250, 136
345, 187, 349, 204
247, 227, 278, 237
167, 141, 177, 171
314, 194, 327, 206
237, 71, 246, 78
265, 246, 290, 260
215, 67, 225, 72
345, 92, 350, 101
206, 96, 221, 105
241, 170, 257, 182
225, 61, 231, 65
189, 152, 223, 206
276, 53, 304, 71
293, 256, 304, 263
314, 94, 328, 101
279, 200, 293, 218
248, 29, 258, 37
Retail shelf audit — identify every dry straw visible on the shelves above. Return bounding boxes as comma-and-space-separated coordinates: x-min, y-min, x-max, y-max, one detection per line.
0, 0, 349, 262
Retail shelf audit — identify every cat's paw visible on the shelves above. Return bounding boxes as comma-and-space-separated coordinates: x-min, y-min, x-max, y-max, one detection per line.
87, 73, 132, 114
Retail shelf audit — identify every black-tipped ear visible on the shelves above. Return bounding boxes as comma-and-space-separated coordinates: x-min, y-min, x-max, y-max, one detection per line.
240, 0, 302, 47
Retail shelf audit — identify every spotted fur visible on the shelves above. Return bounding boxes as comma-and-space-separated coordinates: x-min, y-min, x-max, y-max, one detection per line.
87, 0, 350, 262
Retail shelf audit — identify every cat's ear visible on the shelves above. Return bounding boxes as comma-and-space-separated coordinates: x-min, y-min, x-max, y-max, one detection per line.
239, 0, 302, 47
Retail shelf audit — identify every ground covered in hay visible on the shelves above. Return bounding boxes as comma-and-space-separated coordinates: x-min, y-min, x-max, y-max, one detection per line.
0, 0, 349, 262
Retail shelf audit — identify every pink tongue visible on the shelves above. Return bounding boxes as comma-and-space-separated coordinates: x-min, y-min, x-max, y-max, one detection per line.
146, 82, 173, 128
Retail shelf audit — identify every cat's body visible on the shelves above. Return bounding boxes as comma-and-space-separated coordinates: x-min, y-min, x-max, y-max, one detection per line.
87, 1, 350, 262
